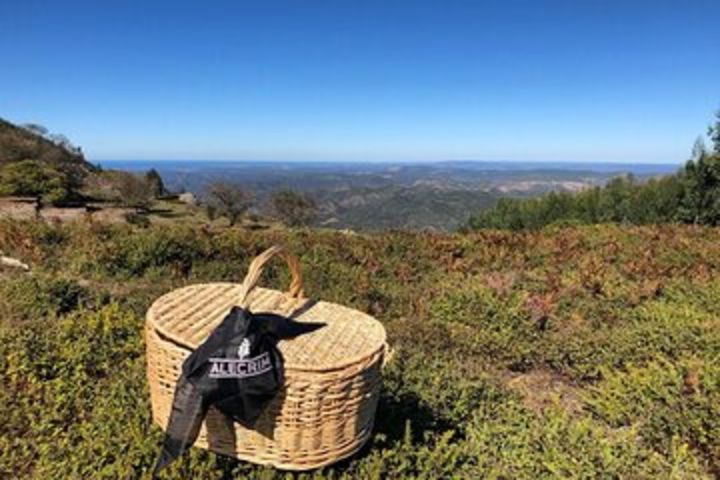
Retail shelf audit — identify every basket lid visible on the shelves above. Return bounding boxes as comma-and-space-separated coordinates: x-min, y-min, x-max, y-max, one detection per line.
146, 247, 386, 371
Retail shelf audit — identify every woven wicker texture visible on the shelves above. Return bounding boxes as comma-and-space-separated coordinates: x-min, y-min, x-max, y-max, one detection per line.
145, 246, 387, 470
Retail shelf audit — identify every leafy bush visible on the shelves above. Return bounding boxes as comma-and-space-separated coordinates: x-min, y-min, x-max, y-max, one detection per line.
92, 226, 209, 277
125, 212, 151, 228
83, 170, 155, 210
428, 284, 540, 371
0, 159, 79, 205
269, 189, 317, 227
0, 274, 92, 325
205, 182, 253, 226
584, 359, 720, 473
0, 304, 150, 478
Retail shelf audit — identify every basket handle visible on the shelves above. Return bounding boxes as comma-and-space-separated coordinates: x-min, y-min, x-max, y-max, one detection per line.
238, 246, 305, 308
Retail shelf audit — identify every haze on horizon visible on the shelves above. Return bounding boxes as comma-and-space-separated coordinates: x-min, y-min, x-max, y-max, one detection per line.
1, 1, 718, 164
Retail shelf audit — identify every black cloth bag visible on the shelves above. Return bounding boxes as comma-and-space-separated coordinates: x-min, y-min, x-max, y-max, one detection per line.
153, 306, 324, 475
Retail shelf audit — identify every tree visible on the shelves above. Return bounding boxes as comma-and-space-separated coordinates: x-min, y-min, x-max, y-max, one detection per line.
678, 143, 720, 225
21, 123, 49, 137
145, 169, 166, 198
709, 109, 720, 154
270, 189, 317, 227
46, 133, 82, 155
115, 172, 155, 211
466, 173, 687, 231
0, 159, 76, 205
206, 182, 253, 226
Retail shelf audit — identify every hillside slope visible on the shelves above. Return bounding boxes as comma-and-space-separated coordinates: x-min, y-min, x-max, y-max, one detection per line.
0, 118, 94, 181
0, 220, 718, 478
316, 185, 502, 230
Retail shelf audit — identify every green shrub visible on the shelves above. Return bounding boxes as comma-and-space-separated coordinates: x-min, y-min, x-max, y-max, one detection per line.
94, 226, 208, 277
125, 211, 151, 228
0, 274, 91, 325
584, 359, 720, 472
428, 284, 540, 371
0, 159, 79, 205
0, 304, 149, 478
543, 288, 720, 380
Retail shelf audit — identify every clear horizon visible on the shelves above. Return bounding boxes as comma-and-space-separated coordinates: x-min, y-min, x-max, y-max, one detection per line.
2, 1, 719, 164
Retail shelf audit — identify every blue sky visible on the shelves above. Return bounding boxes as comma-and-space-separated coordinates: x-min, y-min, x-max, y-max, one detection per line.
1, 1, 718, 163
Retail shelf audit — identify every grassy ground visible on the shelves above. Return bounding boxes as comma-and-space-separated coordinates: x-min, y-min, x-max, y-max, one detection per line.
0, 219, 719, 479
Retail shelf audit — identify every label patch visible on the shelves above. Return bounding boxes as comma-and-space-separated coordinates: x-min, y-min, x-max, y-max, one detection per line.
208, 351, 272, 378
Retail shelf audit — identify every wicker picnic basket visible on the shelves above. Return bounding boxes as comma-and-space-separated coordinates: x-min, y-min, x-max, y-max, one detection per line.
145, 246, 388, 470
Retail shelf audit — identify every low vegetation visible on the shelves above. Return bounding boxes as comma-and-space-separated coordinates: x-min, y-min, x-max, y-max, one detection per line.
1, 219, 719, 478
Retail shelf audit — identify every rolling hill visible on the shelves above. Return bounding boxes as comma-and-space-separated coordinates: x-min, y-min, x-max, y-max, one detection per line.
0, 118, 94, 180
